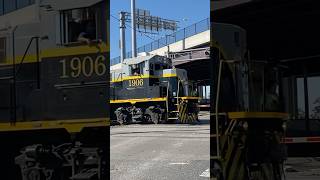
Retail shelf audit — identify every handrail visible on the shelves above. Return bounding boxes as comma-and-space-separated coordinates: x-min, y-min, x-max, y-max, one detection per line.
11, 36, 40, 123
15, 37, 39, 77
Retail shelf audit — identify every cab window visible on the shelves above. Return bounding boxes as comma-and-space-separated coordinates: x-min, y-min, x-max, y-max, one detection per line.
0, 0, 35, 15
162, 64, 169, 69
130, 64, 140, 76
61, 6, 100, 44
0, 37, 5, 63
308, 76, 320, 119
155, 63, 161, 70
0, 0, 3, 15
17, 0, 34, 9
130, 62, 145, 76
3, 0, 16, 14
149, 63, 154, 75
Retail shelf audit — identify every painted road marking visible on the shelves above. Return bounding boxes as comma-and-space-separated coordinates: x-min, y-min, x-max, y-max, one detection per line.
169, 162, 189, 165
200, 168, 210, 178
173, 142, 183, 147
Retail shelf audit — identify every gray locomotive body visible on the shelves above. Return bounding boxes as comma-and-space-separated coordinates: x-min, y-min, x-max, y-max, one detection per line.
0, 1, 109, 179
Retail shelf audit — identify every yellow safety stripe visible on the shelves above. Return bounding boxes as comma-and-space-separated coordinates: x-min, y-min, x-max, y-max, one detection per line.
180, 96, 200, 100
0, 43, 109, 66
111, 73, 177, 83
110, 97, 167, 104
42, 44, 109, 58
223, 135, 236, 176
177, 99, 198, 124
162, 73, 178, 78
228, 112, 288, 119
225, 135, 246, 180
179, 102, 187, 123
111, 75, 158, 82
0, 118, 110, 133
211, 156, 220, 160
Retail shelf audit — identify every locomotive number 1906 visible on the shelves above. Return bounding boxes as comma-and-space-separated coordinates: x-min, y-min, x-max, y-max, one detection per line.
59, 55, 106, 78
128, 79, 144, 87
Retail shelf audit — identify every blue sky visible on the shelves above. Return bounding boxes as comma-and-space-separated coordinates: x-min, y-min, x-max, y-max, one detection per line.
110, 0, 210, 58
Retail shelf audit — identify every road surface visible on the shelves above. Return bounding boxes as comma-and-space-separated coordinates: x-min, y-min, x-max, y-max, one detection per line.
285, 157, 320, 180
110, 112, 210, 180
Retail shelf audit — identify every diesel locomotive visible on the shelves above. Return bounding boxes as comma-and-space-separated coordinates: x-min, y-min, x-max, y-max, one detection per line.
211, 22, 287, 180
110, 54, 200, 124
0, 0, 109, 179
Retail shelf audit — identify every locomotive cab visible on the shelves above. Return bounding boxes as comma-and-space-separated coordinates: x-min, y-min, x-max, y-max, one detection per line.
211, 22, 288, 180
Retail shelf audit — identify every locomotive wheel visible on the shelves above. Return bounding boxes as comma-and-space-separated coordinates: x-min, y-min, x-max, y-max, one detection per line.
117, 118, 124, 125
144, 115, 152, 123
145, 107, 162, 124
152, 114, 160, 124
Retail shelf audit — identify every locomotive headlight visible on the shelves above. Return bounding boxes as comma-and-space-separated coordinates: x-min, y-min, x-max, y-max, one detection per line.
173, 92, 176, 96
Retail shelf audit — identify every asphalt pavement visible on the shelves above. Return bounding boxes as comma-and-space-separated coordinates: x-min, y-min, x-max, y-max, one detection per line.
285, 157, 320, 180
110, 112, 210, 180
110, 111, 320, 180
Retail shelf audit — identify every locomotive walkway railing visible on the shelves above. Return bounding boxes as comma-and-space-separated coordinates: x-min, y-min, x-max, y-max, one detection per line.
111, 18, 210, 66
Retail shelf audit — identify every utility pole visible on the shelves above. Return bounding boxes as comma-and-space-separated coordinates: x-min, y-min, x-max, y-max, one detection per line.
131, 0, 137, 58
120, 12, 126, 62
118, 1, 177, 60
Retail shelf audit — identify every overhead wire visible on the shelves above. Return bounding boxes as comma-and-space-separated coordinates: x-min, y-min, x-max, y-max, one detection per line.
110, 14, 171, 48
